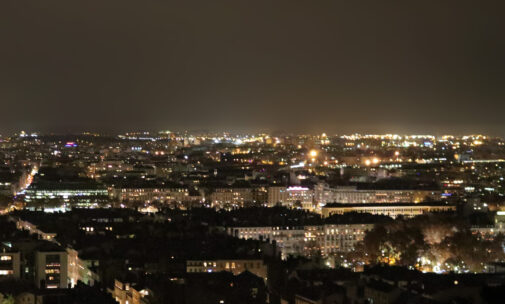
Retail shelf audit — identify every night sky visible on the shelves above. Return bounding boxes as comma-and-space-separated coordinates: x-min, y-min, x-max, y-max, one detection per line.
1, 1, 504, 135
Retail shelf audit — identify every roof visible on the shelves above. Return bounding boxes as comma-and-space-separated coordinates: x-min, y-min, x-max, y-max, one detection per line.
355, 178, 440, 191
35, 242, 66, 252
366, 279, 397, 293
26, 181, 107, 191
324, 212, 393, 224
324, 202, 454, 208
0, 242, 19, 253
365, 265, 422, 282
296, 283, 346, 301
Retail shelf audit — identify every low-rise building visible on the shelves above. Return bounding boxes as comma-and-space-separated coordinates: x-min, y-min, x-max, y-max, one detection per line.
12, 218, 57, 242
315, 184, 441, 205
67, 248, 99, 287
112, 279, 148, 304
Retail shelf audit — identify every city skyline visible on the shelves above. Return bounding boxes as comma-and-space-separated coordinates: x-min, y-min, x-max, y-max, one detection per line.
1, 117, 505, 303
2, 1, 505, 303
2, 130, 505, 139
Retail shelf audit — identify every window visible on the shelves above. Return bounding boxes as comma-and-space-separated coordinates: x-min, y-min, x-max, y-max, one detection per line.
0, 270, 13, 275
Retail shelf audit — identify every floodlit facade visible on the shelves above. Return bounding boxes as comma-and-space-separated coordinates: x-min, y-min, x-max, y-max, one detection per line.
268, 186, 315, 210
228, 224, 373, 259
25, 186, 108, 202
322, 203, 456, 219
322, 224, 374, 254
67, 248, 99, 287
113, 280, 148, 304
13, 218, 57, 242
315, 185, 441, 205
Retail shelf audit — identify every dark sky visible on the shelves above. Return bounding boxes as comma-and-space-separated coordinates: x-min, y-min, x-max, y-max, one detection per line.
1, 1, 504, 135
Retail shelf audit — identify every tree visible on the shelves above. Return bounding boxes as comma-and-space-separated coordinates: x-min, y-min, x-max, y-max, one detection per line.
0, 294, 14, 304
363, 225, 388, 263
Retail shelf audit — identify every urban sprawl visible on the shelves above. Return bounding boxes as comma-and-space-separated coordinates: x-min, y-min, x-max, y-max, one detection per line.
1, 131, 505, 304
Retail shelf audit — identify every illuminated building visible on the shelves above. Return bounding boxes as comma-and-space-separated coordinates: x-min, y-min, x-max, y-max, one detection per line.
322, 202, 456, 219
209, 187, 254, 207
186, 259, 268, 280
0, 245, 20, 279
268, 226, 307, 259
315, 185, 440, 205
267, 186, 288, 206
87, 160, 131, 178
227, 226, 273, 241
303, 225, 325, 256
113, 279, 149, 304
24, 182, 108, 203
111, 185, 193, 203
228, 224, 372, 259
495, 211, 505, 230
321, 224, 374, 255
67, 248, 99, 287
14, 218, 57, 242
35, 249, 68, 289
227, 225, 305, 259
268, 186, 314, 210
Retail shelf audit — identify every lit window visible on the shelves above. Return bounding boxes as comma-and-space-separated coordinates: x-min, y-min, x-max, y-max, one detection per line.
0, 270, 13, 275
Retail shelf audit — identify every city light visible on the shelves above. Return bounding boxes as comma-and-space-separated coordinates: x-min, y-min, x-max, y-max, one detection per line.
1, 1, 503, 301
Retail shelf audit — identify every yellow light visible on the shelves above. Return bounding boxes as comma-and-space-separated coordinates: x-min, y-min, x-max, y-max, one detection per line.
309, 150, 318, 158
365, 159, 371, 166
372, 157, 380, 164
394, 151, 400, 157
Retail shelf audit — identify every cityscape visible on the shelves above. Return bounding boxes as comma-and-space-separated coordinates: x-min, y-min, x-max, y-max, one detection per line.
2, 0, 505, 303
1, 131, 505, 303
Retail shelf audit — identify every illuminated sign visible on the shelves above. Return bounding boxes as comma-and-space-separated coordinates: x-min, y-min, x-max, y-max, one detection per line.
65, 142, 77, 147
287, 186, 309, 191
